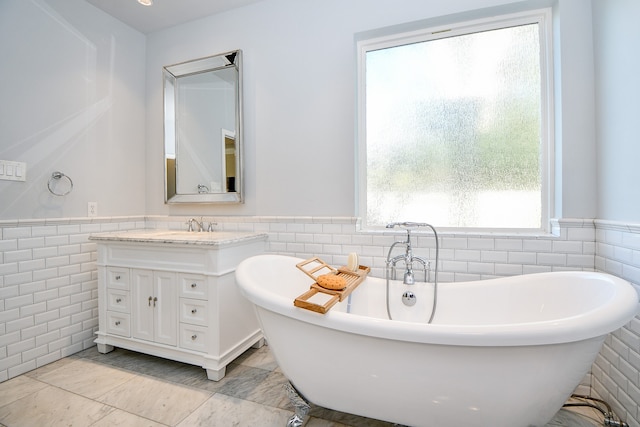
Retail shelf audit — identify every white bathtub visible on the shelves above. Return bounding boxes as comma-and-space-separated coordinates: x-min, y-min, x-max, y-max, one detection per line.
235, 254, 639, 427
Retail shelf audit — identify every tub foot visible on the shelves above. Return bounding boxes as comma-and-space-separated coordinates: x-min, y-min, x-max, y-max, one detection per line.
284, 382, 310, 427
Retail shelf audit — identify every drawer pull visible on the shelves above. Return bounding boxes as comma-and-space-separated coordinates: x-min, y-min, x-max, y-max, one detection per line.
115, 321, 121, 326
191, 334, 198, 340
116, 298, 122, 303
191, 308, 197, 314
191, 283, 197, 288
115, 275, 121, 280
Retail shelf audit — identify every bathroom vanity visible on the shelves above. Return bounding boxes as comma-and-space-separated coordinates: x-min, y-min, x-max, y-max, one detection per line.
90, 229, 267, 380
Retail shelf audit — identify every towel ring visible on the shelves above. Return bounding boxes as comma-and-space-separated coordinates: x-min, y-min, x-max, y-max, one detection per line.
47, 171, 73, 196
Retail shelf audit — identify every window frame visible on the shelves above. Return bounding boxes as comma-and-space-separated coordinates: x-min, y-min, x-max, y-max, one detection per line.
356, 8, 555, 233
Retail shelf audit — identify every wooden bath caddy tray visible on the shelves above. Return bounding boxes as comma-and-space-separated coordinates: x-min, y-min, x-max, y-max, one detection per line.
294, 257, 370, 314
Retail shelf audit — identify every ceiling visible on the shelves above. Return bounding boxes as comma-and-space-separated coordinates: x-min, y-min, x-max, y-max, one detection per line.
85, 0, 265, 34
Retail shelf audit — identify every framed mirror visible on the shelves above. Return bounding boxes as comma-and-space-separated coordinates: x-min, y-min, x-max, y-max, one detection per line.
163, 50, 243, 204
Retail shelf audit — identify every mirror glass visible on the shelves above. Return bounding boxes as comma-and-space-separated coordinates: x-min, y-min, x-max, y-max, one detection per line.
164, 50, 242, 203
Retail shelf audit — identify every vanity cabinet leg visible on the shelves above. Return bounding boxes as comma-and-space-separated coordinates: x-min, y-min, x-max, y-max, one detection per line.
206, 366, 226, 381
97, 343, 114, 354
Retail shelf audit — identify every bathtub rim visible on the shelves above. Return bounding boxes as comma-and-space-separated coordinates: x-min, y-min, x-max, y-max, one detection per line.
236, 254, 640, 347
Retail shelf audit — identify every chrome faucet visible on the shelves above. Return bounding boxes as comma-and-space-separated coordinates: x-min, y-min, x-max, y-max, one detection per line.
385, 222, 430, 284
384, 221, 440, 323
187, 217, 204, 232
187, 217, 217, 232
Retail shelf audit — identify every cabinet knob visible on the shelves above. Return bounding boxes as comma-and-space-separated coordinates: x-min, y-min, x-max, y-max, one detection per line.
115, 275, 121, 280
148, 296, 152, 306
191, 283, 197, 288
116, 298, 122, 303
191, 308, 197, 314
115, 321, 121, 326
153, 296, 157, 307
191, 334, 197, 340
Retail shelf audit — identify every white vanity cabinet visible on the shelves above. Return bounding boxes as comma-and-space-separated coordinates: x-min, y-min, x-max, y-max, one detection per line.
91, 230, 267, 381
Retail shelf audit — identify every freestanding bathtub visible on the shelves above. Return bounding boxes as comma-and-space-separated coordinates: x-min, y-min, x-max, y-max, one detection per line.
235, 254, 639, 427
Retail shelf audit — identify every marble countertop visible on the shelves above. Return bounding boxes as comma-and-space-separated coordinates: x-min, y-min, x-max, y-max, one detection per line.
89, 229, 268, 247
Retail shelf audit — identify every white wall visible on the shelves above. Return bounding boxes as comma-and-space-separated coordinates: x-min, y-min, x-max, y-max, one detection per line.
553, 0, 598, 219
145, 0, 599, 220
0, 0, 146, 220
593, 0, 640, 223
0, 0, 601, 222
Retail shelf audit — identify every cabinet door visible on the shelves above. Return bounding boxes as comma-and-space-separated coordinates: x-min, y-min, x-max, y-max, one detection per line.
131, 269, 154, 342
154, 271, 177, 346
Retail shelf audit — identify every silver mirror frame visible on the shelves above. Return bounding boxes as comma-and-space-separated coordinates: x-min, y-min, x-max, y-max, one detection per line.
163, 50, 243, 204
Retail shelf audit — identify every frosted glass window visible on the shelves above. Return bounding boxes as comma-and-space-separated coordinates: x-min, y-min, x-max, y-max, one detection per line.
359, 12, 552, 230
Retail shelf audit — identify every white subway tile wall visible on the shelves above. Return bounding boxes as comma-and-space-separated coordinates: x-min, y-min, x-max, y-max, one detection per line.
0, 218, 146, 381
594, 221, 640, 427
1, 215, 638, 425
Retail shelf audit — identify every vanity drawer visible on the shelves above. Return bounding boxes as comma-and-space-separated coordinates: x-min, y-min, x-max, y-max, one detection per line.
180, 298, 208, 326
179, 273, 208, 300
107, 289, 130, 313
106, 267, 129, 291
180, 324, 208, 353
106, 312, 130, 337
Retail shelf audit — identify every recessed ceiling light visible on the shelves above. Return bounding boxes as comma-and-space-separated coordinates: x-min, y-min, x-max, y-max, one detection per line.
138, 0, 153, 6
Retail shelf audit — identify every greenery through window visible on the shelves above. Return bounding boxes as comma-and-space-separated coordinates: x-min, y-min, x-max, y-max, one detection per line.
358, 11, 552, 230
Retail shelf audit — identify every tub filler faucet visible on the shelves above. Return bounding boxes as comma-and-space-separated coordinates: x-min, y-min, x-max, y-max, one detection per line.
385, 221, 440, 323
385, 222, 431, 284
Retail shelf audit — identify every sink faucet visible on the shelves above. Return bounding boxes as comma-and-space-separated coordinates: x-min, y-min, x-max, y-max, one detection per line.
187, 217, 204, 232
187, 217, 217, 232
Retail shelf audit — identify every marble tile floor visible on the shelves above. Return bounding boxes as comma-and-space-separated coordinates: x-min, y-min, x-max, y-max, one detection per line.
0, 344, 605, 427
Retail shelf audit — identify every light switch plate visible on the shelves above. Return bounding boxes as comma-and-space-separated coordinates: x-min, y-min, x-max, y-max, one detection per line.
0, 160, 27, 182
